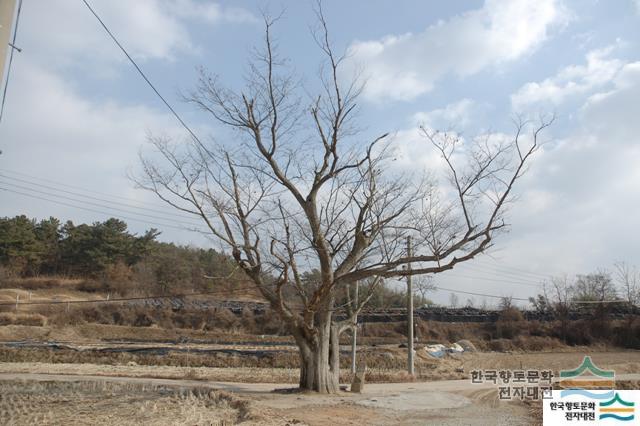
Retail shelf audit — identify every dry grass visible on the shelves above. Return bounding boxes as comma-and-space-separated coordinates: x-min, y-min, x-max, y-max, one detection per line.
0, 362, 302, 383
0, 343, 449, 375
0, 360, 461, 385
0, 312, 47, 326
0, 276, 84, 290
0, 380, 280, 425
0, 323, 294, 344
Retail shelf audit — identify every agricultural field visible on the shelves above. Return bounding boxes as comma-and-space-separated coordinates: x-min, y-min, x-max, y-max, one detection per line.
0, 279, 639, 425
0, 380, 279, 425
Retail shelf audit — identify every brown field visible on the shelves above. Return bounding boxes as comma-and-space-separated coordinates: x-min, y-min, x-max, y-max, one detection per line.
0, 380, 287, 426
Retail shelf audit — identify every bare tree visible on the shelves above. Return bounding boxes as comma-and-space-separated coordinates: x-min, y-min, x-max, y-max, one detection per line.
413, 275, 435, 306
499, 296, 514, 311
573, 271, 617, 302
542, 274, 574, 342
448, 292, 460, 308
613, 261, 639, 306
134, 8, 552, 393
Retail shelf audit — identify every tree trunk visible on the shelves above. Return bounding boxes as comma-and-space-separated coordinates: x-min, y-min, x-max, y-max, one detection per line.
295, 316, 341, 393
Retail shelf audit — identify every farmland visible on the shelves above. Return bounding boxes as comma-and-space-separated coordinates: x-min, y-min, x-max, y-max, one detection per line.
0, 276, 639, 425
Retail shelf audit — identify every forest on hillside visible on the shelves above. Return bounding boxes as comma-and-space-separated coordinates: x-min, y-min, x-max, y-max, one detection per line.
0, 215, 238, 295
0, 215, 427, 307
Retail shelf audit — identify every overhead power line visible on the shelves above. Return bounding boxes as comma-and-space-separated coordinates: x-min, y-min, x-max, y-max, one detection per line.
0, 0, 23, 124
443, 272, 543, 288
482, 255, 557, 279
0, 173, 563, 288
432, 286, 529, 301
0, 180, 203, 227
0, 168, 188, 212
448, 269, 543, 286
459, 263, 549, 283
80, 0, 204, 146
0, 185, 207, 233
0, 175, 202, 226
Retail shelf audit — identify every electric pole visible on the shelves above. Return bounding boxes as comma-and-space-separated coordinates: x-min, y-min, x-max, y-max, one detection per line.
407, 236, 414, 376
0, 0, 17, 86
350, 280, 359, 374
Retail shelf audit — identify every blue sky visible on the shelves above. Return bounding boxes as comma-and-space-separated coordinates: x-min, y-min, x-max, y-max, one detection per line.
1, 0, 639, 305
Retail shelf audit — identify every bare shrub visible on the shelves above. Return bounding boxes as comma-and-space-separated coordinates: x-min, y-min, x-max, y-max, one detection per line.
253, 309, 285, 335
487, 339, 516, 352
133, 312, 154, 327
360, 322, 404, 339
240, 307, 257, 334
103, 262, 133, 296
558, 319, 593, 346
513, 335, 563, 351
76, 279, 103, 293
613, 317, 640, 349
0, 312, 15, 325
206, 308, 239, 330
496, 307, 524, 339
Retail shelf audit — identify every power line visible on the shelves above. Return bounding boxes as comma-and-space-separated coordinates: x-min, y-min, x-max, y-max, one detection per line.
0, 0, 22, 124
448, 268, 544, 286
0, 170, 554, 287
458, 263, 549, 283
0, 185, 207, 233
0, 174, 202, 225
482, 255, 557, 279
0, 168, 176, 210
443, 272, 543, 288
0, 179, 204, 228
80, 0, 204, 146
433, 286, 529, 301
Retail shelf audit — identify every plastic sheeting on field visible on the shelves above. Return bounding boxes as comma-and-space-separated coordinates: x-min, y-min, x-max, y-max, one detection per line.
424, 342, 465, 358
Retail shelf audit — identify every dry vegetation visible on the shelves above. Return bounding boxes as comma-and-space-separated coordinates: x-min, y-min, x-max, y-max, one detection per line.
0, 345, 462, 383
0, 380, 285, 425
3, 278, 639, 352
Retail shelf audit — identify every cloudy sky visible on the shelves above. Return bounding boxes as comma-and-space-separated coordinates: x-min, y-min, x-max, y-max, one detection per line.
1, 0, 638, 305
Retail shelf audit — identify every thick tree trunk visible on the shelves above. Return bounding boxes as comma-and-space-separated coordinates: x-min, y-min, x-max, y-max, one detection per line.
295, 317, 341, 393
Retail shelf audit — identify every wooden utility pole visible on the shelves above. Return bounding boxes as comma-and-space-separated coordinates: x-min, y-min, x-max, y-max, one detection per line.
350, 280, 359, 374
0, 0, 17, 85
407, 236, 414, 376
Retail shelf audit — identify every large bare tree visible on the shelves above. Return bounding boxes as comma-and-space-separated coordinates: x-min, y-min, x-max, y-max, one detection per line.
135, 9, 553, 393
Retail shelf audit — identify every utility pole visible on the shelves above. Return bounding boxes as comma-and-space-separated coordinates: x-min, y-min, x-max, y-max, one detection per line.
407, 236, 414, 376
0, 0, 17, 86
350, 280, 359, 374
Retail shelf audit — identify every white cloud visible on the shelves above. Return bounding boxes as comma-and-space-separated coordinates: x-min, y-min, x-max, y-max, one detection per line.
347, 0, 569, 102
395, 64, 640, 301
169, 0, 257, 24
502, 60, 640, 275
0, 59, 208, 242
19, 0, 255, 67
582, 61, 640, 140
412, 99, 478, 129
511, 45, 624, 110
